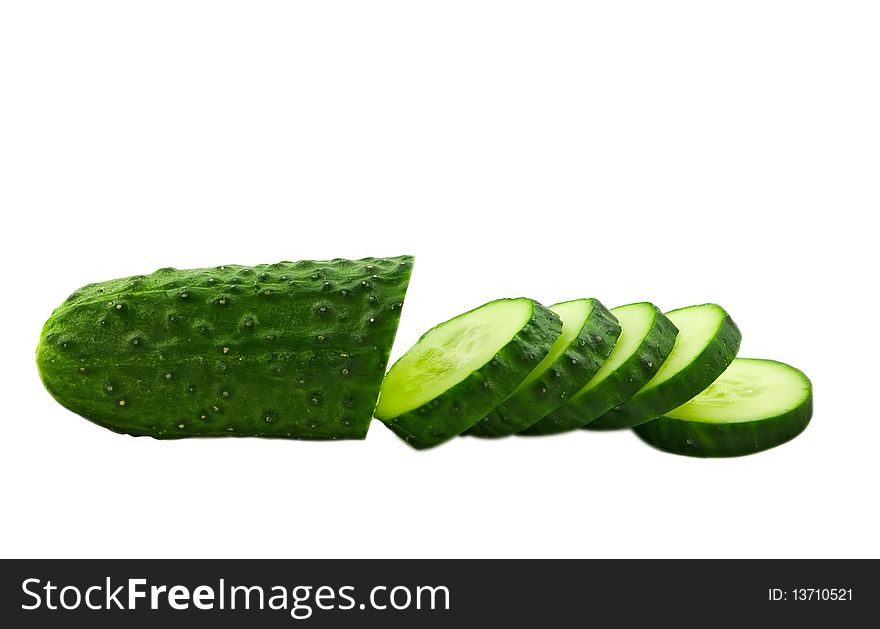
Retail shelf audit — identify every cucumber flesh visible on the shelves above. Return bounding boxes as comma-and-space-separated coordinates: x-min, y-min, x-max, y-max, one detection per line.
525, 302, 677, 435
634, 358, 812, 457
376, 299, 536, 419
375, 298, 561, 448
467, 298, 620, 437
589, 303, 741, 430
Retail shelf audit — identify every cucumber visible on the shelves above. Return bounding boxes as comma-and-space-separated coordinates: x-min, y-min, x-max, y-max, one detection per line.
588, 303, 741, 430
36, 256, 414, 440
523, 302, 678, 435
634, 358, 812, 457
375, 298, 561, 449
467, 298, 620, 437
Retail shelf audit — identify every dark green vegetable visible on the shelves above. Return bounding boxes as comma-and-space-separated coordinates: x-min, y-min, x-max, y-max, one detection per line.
36, 256, 414, 439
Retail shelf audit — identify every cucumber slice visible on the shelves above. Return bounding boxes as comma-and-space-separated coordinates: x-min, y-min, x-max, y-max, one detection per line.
634, 358, 812, 457
588, 303, 741, 430
467, 298, 620, 437
375, 298, 561, 449
523, 302, 677, 435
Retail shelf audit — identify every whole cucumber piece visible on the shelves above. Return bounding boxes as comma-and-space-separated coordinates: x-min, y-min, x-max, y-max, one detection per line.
37, 256, 414, 440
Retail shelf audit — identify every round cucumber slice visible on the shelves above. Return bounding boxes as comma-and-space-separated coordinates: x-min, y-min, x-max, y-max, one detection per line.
524, 302, 677, 435
467, 298, 620, 437
375, 298, 562, 448
634, 358, 812, 457
588, 303, 741, 430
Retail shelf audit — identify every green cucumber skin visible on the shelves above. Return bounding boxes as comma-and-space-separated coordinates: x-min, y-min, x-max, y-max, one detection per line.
525, 304, 678, 435
381, 300, 562, 449
467, 299, 621, 437
633, 391, 812, 457
36, 256, 414, 440
588, 309, 742, 430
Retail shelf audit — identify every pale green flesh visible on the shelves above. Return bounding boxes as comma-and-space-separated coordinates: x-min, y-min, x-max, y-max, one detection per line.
375, 299, 533, 419
666, 358, 810, 424
571, 302, 654, 399
514, 299, 592, 391
641, 304, 724, 391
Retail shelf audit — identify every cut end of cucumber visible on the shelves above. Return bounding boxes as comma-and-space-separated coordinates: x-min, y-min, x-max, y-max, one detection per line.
642, 303, 728, 391
573, 302, 659, 398
666, 358, 811, 424
375, 298, 535, 420
516, 298, 593, 390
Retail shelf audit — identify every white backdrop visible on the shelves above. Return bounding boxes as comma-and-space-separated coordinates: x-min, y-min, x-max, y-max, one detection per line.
1, 1, 877, 558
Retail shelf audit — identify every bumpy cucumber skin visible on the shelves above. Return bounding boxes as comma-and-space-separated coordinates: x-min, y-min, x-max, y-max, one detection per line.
380, 299, 562, 449
36, 256, 414, 440
634, 390, 812, 457
525, 303, 678, 435
467, 299, 621, 437
588, 306, 742, 430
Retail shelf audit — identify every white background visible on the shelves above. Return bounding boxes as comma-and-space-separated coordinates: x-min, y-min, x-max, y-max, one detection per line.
1, 1, 878, 559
